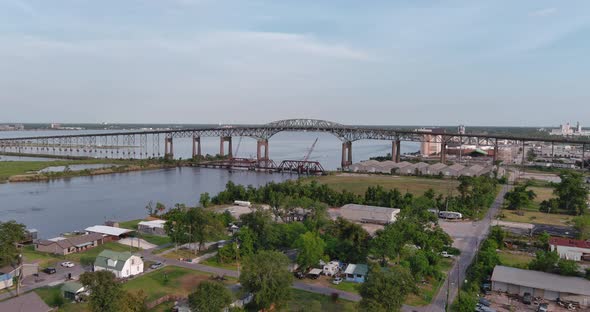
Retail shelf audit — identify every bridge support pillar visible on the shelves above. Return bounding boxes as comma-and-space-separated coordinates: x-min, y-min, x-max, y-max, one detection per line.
341, 141, 352, 169
164, 137, 174, 159
220, 136, 232, 158
440, 141, 447, 163
257, 139, 269, 161
392, 140, 401, 163
582, 144, 586, 170
192, 135, 201, 159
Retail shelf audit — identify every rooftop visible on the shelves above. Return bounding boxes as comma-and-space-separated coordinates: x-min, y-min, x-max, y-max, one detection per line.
0, 292, 52, 312
85, 225, 133, 237
549, 237, 590, 249
344, 263, 368, 275
491, 265, 590, 296
138, 220, 166, 228
94, 250, 137, 271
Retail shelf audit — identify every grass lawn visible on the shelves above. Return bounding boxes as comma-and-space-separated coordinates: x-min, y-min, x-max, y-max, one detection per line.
65, 242, 140, 263
284, 289, 357, 312
119, 219, 142, 230
201, 258, 239, 271
500, 210, 573, 226
136, 233, 171, 246
35, 286, 89, 312
307, 174, 459, 196
404, 277, 444, 307
498, 251, 534, 269
330, 281, 360, 294
123, 266, 233, 302
21, 245, 62, 267
151, 301, 175, 312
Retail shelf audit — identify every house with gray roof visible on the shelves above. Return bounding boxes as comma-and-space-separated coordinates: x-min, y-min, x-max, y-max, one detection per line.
339, 204, 400, 225
94, 250, 143, 278
36, 232, 104, 255
344, 263, 368, 283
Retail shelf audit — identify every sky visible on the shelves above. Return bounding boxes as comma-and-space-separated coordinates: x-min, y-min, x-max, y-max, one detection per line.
1, 0, 589, 126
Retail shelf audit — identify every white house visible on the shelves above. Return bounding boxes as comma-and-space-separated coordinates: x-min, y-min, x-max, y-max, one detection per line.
137, 220, 167, 236
549, 237, 590, 262
94, 250, 143, 278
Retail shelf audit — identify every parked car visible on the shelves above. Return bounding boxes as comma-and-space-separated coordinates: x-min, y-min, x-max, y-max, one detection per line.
478, 297, 491, 307
441, 251, 452, 258
522, 292, 532, 305
332, 277, 343, 285
537, 303, 548, 312
150, 262, 163, 269
43, 267, 57, 274
61, 261, 75, 268
294, 271, 305, 279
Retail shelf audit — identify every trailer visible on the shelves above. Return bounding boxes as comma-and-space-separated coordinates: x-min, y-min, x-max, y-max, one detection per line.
438, 211, 463, 219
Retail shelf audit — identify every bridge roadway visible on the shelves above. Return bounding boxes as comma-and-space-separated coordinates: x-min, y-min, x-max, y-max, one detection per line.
1, 119, 589, 168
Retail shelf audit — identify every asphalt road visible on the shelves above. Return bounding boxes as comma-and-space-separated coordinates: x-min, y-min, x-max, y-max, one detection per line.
404, 184, 513, 312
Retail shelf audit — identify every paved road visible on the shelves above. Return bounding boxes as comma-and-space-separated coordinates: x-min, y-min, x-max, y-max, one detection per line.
403, 184, 513, 312
0, 264, 85, 301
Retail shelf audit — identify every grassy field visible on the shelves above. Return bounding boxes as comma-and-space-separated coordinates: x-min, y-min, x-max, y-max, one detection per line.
22, 241, 139, 268
22, 245, 62, 267
0, 159, 136, 182
500, 210, 573, 226
308, 174, 459, 196
123, 266, 233, 302
529, 186, 555, 203
283, 289, 357, 312
119, 219, 172, 246
404, 259, 453, 307
498, 251, 534, 269
201, 257, 239, 270
330, 281, 360, 294
119, 219, 142, 230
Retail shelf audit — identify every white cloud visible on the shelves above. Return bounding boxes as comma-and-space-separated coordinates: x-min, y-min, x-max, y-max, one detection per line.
529, 7, 557, 17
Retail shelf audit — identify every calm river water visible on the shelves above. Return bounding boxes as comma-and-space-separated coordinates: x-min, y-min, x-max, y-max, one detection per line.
0, 130, 420, 238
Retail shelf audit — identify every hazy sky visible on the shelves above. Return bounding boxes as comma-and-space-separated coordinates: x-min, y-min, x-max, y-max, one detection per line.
1, 0, 589, 126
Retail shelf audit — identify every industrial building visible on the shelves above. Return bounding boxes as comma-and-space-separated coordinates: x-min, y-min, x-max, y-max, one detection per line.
491, 265, 590, 307
339, 204, 400, 225
549, 237, 590, 262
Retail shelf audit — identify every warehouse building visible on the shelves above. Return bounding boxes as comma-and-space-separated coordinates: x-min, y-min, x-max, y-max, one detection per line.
339, 204, 400, 225
491, 265, 590, 306
549, 237, 590, 262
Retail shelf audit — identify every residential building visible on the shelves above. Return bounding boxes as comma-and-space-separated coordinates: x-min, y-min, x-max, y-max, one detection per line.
35, 232, 104, 255
344, 263, 368, 283
339, 204, 400, 225
0, 266, 17, 291
138, 220, 166, 236
549, 237, 590, 262
94, 250, 143, 278
491, 265, 590, 306
0, 292, 52, 312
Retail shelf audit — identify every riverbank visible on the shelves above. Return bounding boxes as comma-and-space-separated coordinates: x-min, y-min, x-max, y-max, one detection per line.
0, 158, 177, 183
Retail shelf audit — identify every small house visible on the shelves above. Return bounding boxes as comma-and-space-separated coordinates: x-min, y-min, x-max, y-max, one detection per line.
549, 237, 590, 262
0, 266, 17, 291
344, 264, 368, 283
61, 281, 86, 301
137, 220, 167, 236
94, 250, 143, 278
35, 232, 104, 255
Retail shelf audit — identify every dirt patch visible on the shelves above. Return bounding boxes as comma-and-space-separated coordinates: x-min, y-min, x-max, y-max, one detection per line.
178, 273, 210, 295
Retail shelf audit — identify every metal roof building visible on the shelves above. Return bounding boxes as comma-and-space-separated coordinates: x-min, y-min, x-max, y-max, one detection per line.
339, 204, 400, 225
491, 265, 590, 306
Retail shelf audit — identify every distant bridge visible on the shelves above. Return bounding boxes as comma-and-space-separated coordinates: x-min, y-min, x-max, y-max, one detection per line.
1, 119, 589, 168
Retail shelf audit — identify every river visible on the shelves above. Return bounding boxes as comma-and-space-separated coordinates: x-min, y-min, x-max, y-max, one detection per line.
0, 130, 420, 238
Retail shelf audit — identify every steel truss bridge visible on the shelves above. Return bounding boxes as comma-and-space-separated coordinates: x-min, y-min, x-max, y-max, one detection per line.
1, 119, 590, 169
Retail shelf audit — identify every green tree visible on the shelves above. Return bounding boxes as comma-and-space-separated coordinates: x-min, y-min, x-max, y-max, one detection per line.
489, 226, 505, 248
554, 172, 589, 215
188, 281, 233, 312
294, 231, 326, 271
79, 271, 123, 312
452, 291, 477, 312
239, 250, 293, 310
155, 202, 166, 215
0, 220, 26, 267
528, 250, 559, 272
118, 290, 148, 312
573, 215, 590, 240
503, 183, 536, 211
557, 259, 580, 276
199, 192, 211, 208
359, 265, 417, 312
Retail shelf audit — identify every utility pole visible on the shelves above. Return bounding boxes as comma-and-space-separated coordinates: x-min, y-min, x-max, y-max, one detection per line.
16, 254, 22, 296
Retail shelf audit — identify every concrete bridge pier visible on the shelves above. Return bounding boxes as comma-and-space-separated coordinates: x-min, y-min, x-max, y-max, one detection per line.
257, 139, 269, 161
192, 135, 201, 158
220, 136, 232, 158
493, 138, 499, 163
341, 141, 352, 168
391, 140, 401, 163
440, 141, 447, 163
164, 137, 174, 159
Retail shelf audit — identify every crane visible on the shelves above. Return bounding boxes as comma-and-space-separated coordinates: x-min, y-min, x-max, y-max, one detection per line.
233, 136, 243, 158
303, 138, 319, 162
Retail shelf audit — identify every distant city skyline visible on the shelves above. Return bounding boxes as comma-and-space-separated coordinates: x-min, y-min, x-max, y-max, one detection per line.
1, 1, 589, 126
